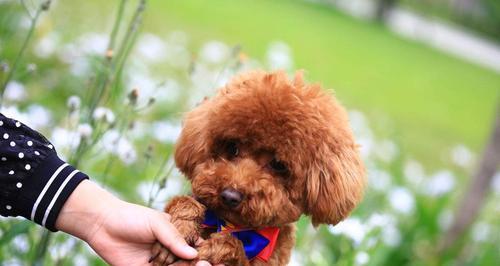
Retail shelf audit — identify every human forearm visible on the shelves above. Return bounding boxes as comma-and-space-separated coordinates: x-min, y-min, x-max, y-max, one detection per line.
55, 179, 117, 242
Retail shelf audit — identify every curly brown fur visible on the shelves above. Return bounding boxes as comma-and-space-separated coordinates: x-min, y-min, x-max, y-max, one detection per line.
150, 70, 366, 266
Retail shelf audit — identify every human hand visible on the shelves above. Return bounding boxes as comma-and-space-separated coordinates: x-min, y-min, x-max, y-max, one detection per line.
55, 180, 211, 266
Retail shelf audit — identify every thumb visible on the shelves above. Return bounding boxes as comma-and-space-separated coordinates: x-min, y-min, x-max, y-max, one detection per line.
151, 212, 198, 260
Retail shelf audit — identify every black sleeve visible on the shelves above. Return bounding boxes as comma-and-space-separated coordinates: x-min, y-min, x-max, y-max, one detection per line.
0, 113, 88, 231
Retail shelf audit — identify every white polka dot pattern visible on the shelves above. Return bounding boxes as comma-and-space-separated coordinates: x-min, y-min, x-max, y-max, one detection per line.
1, 113, 89, 230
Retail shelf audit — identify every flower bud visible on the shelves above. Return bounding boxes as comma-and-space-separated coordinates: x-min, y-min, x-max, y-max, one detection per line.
67, 95, 81, 113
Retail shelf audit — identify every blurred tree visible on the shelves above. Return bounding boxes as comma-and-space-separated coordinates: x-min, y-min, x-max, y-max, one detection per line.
482, 0, 500, 39
454, 0, 478, 15
442, 102, 500, 252
375, 0, 399, 21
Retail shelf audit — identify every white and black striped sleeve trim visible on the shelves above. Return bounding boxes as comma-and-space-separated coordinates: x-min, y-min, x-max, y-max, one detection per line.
16, 154, 88, 231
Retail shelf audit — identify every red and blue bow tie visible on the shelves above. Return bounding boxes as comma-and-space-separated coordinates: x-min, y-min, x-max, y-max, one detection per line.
202, 209, 280, 262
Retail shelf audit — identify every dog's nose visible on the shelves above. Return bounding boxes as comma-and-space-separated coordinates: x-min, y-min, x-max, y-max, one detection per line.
220, 188, 243, 208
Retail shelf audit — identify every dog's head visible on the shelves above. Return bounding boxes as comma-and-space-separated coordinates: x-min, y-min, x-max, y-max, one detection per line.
175, 70, 365, 227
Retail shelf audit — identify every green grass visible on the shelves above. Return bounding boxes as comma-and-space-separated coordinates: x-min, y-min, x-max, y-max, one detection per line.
51, 0, 500, 168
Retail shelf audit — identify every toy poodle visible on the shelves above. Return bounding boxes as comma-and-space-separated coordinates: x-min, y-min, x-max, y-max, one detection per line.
150, 70, 366, 266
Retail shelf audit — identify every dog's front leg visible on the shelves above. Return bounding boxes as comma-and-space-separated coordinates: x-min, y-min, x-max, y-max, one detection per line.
150, 196, 206, 266
197, 232, 250, 266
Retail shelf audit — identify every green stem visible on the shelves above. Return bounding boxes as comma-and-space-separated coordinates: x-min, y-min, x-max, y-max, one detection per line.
87, 0, 147, 119
0, 1, 50, 107
101, 105, 134, 185
147, 153, 173, 207
85, 0, 127, 117
32, 230, 52, 266
108, 0, 128, 51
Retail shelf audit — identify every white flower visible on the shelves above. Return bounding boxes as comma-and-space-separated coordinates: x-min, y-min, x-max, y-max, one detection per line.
12, 235, 29, 253
349, 110, 372, 138
348, 110, 374, 158
67, 95, 81, 111
423, 170, 455, 197
403, 159, 425, 187
357, 136, 374, 159
388, 187, 415, 214
4, 81, 27, 101
51, 127, 80, 150
289, 249, 305, 266
355, 251, 370, 265
491, 172, 500, 195
152, 121, 182, 143
78, 123, 93, 138
27, 63, 36, 72
200, 41, 230, 64
70, 57, 91, 77
19, 15, 31, 29
34, 33, 60, 58
127, 73, 156, 106
100, 130, 137, 165
26, 105, 52, 130
74, 254, 89, 266
155, 79, 181, 103
364, 212, 401, 247
93, 107, 115, 123
366, 213, 396, 230
266, 41, 293, 70
136, 33, 167, 63
328, 217, 366, 246
450, 144, 473, 168
365, 237, 377, 248
374, 139, 398, 162
2, 259, 23, 266
381, 224, 401, 247
49, 238, 76, 259
368, 169, 391, 191
79, 33, 108, 55
471, 222, 491, 243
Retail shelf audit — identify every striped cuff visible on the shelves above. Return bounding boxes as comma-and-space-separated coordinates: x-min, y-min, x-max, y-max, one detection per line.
16, 153, 88, 231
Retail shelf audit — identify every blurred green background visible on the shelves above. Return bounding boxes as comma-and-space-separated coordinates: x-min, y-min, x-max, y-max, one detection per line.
0, 0, 499, 265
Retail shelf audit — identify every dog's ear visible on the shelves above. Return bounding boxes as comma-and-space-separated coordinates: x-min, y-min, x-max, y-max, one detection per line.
305, 143, 365, 227
174, 101, 211, 178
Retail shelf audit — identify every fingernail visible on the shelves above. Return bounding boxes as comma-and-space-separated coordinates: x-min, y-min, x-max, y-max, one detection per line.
184, 245, 198, 257
196, 261, 211, 266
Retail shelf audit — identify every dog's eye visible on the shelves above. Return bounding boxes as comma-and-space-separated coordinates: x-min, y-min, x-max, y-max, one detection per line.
269, 158, 288, 174
224, 141, 239, 159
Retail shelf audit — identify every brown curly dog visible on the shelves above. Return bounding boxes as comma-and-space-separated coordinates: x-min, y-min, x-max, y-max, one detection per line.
150, 70, 366, 266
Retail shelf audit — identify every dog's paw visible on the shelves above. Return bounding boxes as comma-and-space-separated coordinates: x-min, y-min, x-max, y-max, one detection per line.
149, 242, 177, 266
149, 221, 200, 265
197, 233, 249, 266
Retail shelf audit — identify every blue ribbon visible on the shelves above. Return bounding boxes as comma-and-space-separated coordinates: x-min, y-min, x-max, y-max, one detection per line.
203, 209, 270, 260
